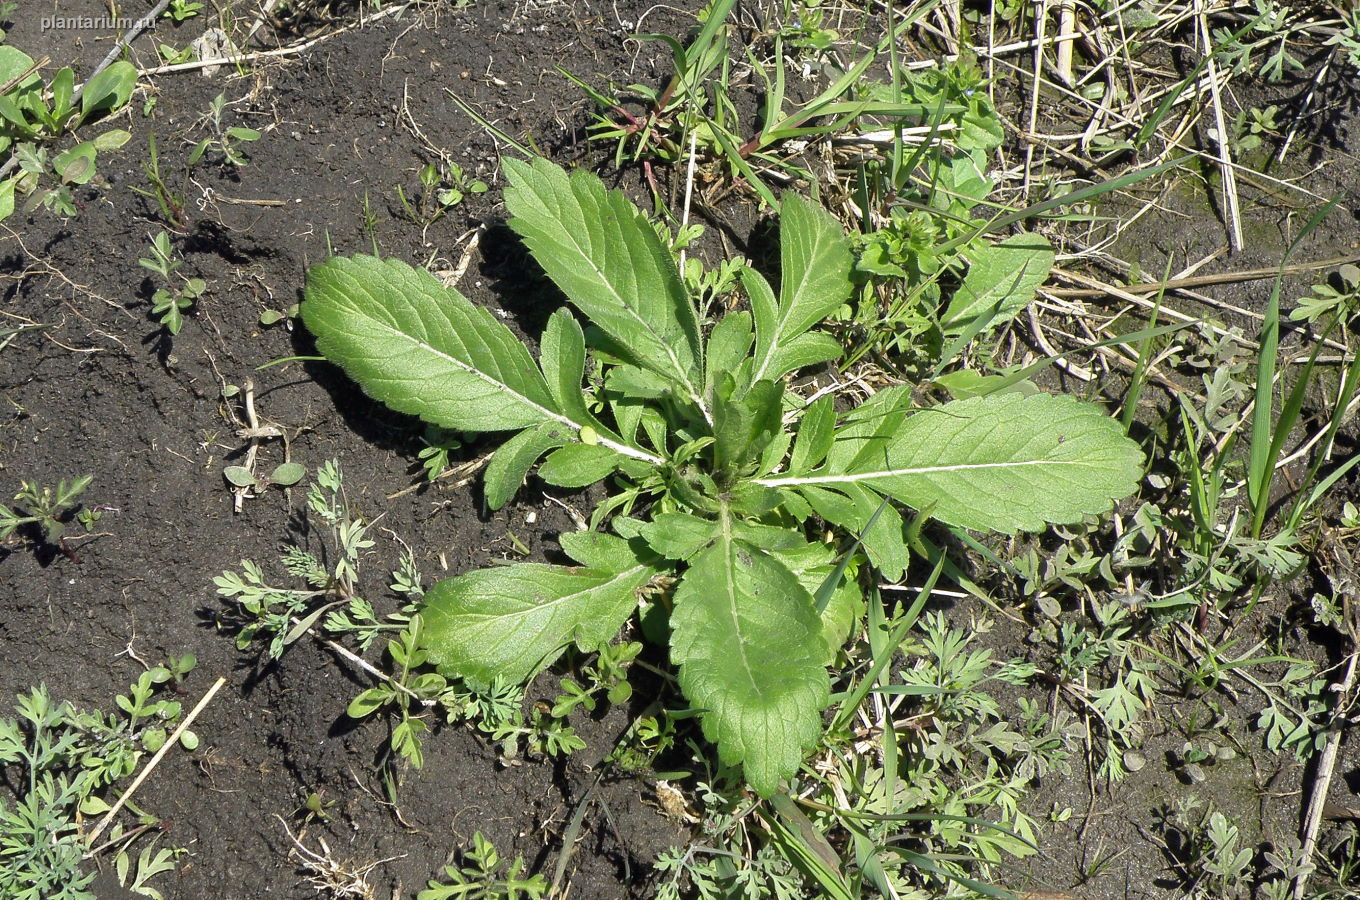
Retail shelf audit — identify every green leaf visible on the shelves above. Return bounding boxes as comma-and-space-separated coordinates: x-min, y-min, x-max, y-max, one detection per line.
638, 512, 720, 561
269, 462, 305, 486
670, 514, 830, 796
346, 687, 391, 719
788, 394, 835, 474
558, 530, 649, 571
92, 128, 132, 151
483, 422, 569, 510
223, 465, 258, 487
302, 255, 559, 432
797, 484, 908, 581
50, 67, 74, 123
703, 310, 754, 395
538, 308, 600, 429
537, 442, 621, 488
79, 60, 137, 121
503, 157, 703, 402
53, 142, 96, 185
941, 233, 1054, 337
0, 47, 39, 94
748, 194, 853, 382
0, 176, 15, 223
421, 560, 657, 683
712, 377, 783, 483
763, 392, 1143, 533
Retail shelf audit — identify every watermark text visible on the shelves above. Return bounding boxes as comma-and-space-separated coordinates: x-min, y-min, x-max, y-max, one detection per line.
40, 15, 155, 32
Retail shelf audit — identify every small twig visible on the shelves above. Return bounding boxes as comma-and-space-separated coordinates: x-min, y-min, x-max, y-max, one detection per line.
84, 676, 226, 852
136, 4, 413, 77
0, 55, 50, 96
1293, 648, 1360, 900
1197, 2, 1242, 252
0, 0, 170, 182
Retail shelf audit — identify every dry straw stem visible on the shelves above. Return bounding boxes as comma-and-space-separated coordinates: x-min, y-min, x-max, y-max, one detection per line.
0, 0, 170, 181
136, 2, 414, 77
1292, 647, 1358, 899
83, 675, 227, 852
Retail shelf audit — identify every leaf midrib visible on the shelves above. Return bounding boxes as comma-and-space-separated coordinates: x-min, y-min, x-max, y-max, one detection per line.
459, 564, 652, 624
756, 456, 1113, 487
716, 509, 764, 702
546, 202, 705, 413
354, 308, 663, 466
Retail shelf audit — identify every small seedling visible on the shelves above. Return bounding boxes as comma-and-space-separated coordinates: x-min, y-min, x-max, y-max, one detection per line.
296, 790, 334, 824
258, 302, 299, 328
223, 461, 305, 493
189, 94, 260, 168
0, 670, 196, 898
220, 379, 303, 512
0, 475, 94, 559
0, 49, 137, 221
395, 160, 487, 228
138, 231, 204, 335
129, 134, 190, 231
164, 0, 204, 22
417, 832, 548, 900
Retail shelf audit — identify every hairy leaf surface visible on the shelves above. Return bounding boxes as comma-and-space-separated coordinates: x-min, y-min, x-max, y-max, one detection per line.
503, 157, 703, 401
670, 515, 830, 796
422, 561, 656, 683
941, 233, 1054, 337
302, 255, 558, 432
762, 392, 1143, 533
747, 194, 853, 383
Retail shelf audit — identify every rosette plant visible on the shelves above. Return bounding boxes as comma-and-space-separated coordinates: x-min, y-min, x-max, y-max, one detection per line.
300, 158, 1142, 795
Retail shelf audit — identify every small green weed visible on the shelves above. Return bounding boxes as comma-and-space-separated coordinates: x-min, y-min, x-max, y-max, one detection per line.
188, 93, 260, 168
301, 157, 1142, 797
138, 231, 205, 335
0, 661, 198, 900
418, 832, 548, 900
395, 159, 487, 230
0, 49, 137, 220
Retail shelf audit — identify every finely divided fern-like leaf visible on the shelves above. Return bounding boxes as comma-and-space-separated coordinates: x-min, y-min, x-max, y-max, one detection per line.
669, 512, 830, 797
761, 392, 1143, 533
502, 157, 704, 406
302, 255, 558, 432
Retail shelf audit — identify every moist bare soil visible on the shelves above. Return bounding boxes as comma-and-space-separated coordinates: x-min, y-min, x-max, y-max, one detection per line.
3, 2, 1360, 899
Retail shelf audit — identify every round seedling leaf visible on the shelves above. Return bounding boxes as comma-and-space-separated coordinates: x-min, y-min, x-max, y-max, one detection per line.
179, 730, 200, 751
142, 727, 167, 752
259, 309, 285, 326
92, 129, 132, 151
223, 465, 258, 488
269, 462, 305, 486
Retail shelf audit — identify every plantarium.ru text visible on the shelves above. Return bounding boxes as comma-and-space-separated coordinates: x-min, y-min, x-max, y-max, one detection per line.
300, 158, 1142, 796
